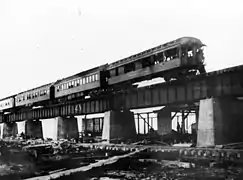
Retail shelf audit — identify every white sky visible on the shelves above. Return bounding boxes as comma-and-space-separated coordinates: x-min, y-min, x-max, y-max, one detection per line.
0, 0, 243, 99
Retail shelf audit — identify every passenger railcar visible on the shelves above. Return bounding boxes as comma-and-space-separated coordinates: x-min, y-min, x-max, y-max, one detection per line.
0, 37, 206, 112
15, 83, 54, 107
106, 37, 206, 84
54, 64, 108, 100
0, 96, 15, 111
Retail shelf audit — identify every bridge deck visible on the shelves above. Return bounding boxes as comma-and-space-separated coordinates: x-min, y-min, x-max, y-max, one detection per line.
2, 64, 243, 122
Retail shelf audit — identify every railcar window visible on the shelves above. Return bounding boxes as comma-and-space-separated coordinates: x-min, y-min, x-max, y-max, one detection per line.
89, 76, 92, 83
71, 81, 74, 87
110, 69, 116, 77
124, 63, 135, 73
86, 77, 89, 83
164, 47, 179, 61
95, 74, 99, 81
188, 50, 193, 57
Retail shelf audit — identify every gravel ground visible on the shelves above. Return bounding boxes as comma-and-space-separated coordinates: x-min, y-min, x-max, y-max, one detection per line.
88, 159, 243, 180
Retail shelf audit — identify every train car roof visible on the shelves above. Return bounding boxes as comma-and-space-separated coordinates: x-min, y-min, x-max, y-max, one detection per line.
54, 64, 108, 85
0, 95, 16, 101
107, 36, 205, 70
178, 37, 205, 46
15, 82, 54, 96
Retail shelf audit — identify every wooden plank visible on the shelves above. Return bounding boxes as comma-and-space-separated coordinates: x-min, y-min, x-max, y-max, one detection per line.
24, 149, 144, 180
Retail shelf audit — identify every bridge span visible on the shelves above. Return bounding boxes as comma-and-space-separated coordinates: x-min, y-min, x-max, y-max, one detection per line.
1, 64, 243, 148
1, 64, 243, 122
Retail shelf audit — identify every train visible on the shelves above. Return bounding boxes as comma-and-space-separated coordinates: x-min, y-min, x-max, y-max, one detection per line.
0, 37, 206, 112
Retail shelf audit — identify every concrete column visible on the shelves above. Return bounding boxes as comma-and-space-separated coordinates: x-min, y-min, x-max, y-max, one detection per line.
25, 120, 43, 139
102, 110, 136, 143
157, 107, 172, 135
2, 122, 18, 138
57, 116, 78, 140
197, 98, 243, 147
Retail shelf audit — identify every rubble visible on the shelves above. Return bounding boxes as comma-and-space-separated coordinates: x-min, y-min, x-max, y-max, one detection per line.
1, 137, 243, 179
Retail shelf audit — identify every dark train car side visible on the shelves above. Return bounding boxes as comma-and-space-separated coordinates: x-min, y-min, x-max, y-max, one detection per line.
54, 64, 108, 100
15, 83, 54, 107
106, 36, 206, 85
0, 96, 15, 112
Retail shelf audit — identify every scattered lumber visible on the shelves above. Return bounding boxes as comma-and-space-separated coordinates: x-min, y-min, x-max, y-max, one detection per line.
24, 148, 145, 180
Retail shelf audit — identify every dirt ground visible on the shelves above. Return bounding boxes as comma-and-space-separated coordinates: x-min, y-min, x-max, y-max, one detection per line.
87, 159, 243, 180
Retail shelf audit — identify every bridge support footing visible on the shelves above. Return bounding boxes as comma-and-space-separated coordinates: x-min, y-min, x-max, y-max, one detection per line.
102, 110, 136, 143
1, 122, 18, 138
157, 107, 172, 136
57, 116, 78, 140
25, 120, 43, 139
197, 97, 243, 147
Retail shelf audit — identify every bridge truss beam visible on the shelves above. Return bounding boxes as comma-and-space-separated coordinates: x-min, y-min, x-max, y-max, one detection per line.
2, 65, 243, 123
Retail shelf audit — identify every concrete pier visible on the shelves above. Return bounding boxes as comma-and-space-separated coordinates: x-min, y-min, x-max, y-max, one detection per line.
25, 120, 43, 138
57, 116, 79, 140
102, 110, 136, 143
2, 122, 18, 138
157, 107, 172, 135
197, 98, 243, 147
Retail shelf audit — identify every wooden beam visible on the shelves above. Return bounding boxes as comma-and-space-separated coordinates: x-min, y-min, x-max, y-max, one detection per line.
24, 149, 144, 180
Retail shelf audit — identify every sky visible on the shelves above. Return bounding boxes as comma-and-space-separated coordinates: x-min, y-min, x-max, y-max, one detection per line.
0, 0, 243, 99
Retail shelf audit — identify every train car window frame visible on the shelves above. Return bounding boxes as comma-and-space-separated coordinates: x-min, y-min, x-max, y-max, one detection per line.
95, 74, 99, 81
89, 75, 92, 82
77, 79, 80, 86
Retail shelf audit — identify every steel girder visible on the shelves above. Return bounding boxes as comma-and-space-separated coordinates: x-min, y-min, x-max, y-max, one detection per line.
3, 65, 243, 123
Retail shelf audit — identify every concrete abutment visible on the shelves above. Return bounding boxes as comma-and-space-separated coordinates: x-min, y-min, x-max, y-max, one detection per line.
25, 119, 43, 138
1, 122, 18, 138
102, 110, 136, 143
197, 97, 243, 147
57, 116, 79, 140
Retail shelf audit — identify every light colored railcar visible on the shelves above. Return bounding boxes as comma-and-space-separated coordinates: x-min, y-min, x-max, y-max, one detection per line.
15, 83, 54, 107
107, 36, 206, 85
54, 64, 108, 99
0, 96, 15, 111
